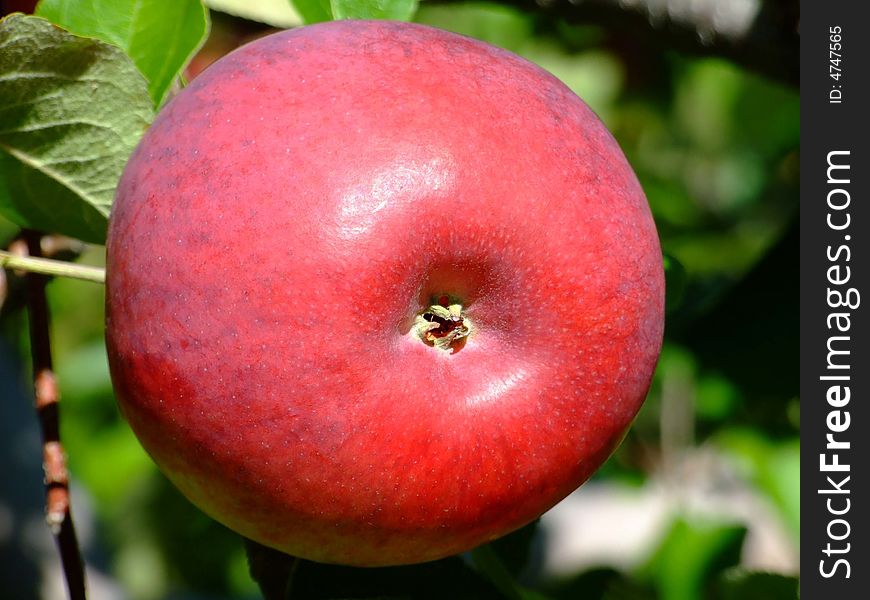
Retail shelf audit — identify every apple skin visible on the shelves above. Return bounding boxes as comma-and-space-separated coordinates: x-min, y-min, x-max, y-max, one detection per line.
105, 20, 664, 566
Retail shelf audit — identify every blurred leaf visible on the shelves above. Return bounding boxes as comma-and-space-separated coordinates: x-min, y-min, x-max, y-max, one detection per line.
67, 426, 154, 506
715, 569, 799, 600
284, 553, 504, 599
294, 0, 420, 23
114, 535, 169, 599
43, 246, 107, 354
521, 44, 623, 123
639, 517, 746, 600
292, 0, 333, 24
144, 475, 247, 596
623, 54, 797, 289
35, 0, 210, 107
53, 340, 118, 446
470, 542, 550, 600
665, 232, 771, 279
546, 567, 654, 600
677, 221, 798, 413
487, 520, 540, 578
731, 76, 800, 157
674, 60, 742, 152
228, 546, 261, 598
0, 14, 153, 244
642, 176, 703, 229
0, 212, 16, 242
695, 372, 739, 422
663, 253, 686, 313
331, 0, 418, 21
54, 340, 111, 399
415, 3, 532, 52
717, 430, 800, 542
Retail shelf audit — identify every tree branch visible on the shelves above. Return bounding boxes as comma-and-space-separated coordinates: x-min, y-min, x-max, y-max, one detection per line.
23, 230, 88, 600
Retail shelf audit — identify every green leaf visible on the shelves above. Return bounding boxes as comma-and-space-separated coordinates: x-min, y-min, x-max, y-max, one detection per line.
761, 442, 800, 542
545, 567, 654, 600
35, 0, 210, 107
718, 431, 800, 542
0, 14, 153, 244
715, 570, 799, 600
292, 0, 421, 29
331, 0, 418, 21
639, 517, 747, 600
292, 0, 333, 24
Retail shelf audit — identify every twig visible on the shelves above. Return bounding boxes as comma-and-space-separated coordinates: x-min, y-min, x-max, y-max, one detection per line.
1, 250, 105, 284
23, 231, 88, 600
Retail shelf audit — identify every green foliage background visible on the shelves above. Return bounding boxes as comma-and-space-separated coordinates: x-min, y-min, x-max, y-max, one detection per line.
0, 1, 799, 598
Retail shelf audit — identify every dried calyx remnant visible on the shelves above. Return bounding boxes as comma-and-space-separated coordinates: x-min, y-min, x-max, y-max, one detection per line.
413, 295, 471, 352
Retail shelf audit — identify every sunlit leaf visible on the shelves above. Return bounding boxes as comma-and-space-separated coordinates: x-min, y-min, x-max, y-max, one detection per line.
292, 0, 333, 24
206, 0, 302, 28
331, 0, 418, 21
36, 0, 210, 107
414, 3, 532, 52
640, 517, 746, 600
718, 430, 800, 542
0, 14, 153, 243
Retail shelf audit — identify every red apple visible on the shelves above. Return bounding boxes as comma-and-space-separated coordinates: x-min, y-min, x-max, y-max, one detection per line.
106, 20, 664, 566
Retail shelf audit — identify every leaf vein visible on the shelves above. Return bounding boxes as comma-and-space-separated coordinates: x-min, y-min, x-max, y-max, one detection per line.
0, 140, 108, 211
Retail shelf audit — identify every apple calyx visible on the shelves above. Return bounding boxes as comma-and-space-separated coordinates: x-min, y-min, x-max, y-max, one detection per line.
413, 298, 471, 352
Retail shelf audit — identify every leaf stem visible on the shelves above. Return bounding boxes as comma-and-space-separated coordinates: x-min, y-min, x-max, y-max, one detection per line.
0, 250, 105, 284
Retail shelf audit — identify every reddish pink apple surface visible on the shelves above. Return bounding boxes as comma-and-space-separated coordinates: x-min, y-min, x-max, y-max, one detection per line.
106, 20, 664, 566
